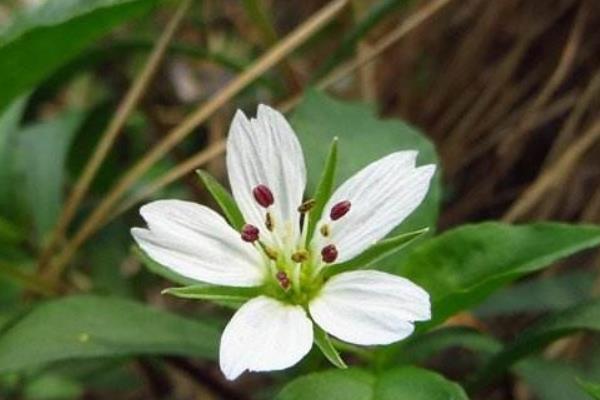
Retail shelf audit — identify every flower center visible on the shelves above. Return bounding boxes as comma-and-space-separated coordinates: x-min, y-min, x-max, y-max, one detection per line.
241, 184, 352, 304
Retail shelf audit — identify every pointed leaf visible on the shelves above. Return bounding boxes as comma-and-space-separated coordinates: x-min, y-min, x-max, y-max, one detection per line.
397, 222, 600, 328
163, 284, 261, 303
313, 325, 347, 369
326, 228, 428, 277
306, 138, 338, 244
0, 295, 220, 373
0, 0, 160, 112
196, 169, 244, 230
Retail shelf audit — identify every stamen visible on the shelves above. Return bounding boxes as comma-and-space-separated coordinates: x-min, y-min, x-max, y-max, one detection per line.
321, 244, 338, 263
291, 249, 309, 263
320, 224, 330, 237
260, 243, 278, 260
241, 224, 259, 242
253, 184, 274, 208
265, 212, 274, 231
276, 271, 290, 290
298, 198, 316, 213
330, 200, 351, 220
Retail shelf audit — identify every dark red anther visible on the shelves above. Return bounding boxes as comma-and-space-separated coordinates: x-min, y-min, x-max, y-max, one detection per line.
253, 184, 274, 208
330, 200, 351, 220
241, 224, 259, 242
276, 271, 290, 289
321, 244, 338, 263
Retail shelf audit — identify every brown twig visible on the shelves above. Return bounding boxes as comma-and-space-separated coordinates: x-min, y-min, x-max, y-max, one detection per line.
497, 0, 588, 164
503, 118, 600, 222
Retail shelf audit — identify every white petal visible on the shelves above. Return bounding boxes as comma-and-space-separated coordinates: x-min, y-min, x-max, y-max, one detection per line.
131, 200, 265, 287
226, 105, 306, 245
314, 151, 435, 263
219, 296, 313, 380
309, 270, 430, 346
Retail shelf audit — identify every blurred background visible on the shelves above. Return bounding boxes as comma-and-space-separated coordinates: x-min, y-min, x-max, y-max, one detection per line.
1, 0, 600, 399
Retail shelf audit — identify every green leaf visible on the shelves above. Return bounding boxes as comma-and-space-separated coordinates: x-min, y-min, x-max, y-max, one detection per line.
0, 0, 160, 112
517, 358, 600, 400
0, 295, 220, 373
577, 378, 600, 399
24, 374, 83, 400
473, 299, 600, 388
397, 222, 600, 327
0, 95, 28, 217
0, 215, 26, 245
15, 110, 85, 241
313, 325, 347, 369
386, 326, 501, 366
132, 245, 198, 286
277, 367, 469, 400
196, 169, 245, 230
291, 90, 440, 267
163, 284, 261, 303
476, 270, 593, 316
306, 138, 338, 245
327, 228, 428, 277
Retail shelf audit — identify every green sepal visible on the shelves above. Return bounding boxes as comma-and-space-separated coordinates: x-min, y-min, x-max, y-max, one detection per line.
196, 169, 245, 230
314, 325, 347, 369
326, 228, 429, 277
163, 283, 261, 303
306, 138, 338, 245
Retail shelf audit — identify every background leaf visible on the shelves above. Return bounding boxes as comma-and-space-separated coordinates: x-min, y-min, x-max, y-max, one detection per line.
577, 378, 600, 400
277, 367, 469, 400
15, 111, 85, 242
475, 270, 594, 316
0, 0, 160, 112
0, 96, 28, 217
474, 299, 600, 387
0, 295, 220, 373
396, 222, 600, 327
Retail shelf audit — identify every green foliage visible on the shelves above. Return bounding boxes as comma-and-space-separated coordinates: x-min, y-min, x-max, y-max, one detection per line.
277, 367, 469, 400
0, 96, 28, 217
16, 111, 85, 242
476, 270, 593, 316
577, 378, 600, 400
196, 169, 245, 230
313, 325, 347, 369
396, 222, 600, 327
0, 0, 160, 112
0, 295, 220, 373
474, 298, 600, 388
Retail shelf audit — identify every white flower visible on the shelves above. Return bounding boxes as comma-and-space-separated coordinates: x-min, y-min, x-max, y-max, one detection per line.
132, 105, 435, 380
